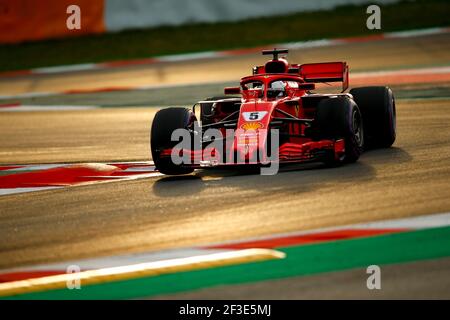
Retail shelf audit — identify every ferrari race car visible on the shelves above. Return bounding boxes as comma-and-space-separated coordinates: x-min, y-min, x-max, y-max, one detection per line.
150, 48, 396, 175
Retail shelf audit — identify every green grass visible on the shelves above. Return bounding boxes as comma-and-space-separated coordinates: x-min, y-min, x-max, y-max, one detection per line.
0, 0, 449, 72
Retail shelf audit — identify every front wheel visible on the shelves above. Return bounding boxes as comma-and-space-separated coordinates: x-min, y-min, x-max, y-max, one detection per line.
315, 97, 364, 166
150, 107, 196, 175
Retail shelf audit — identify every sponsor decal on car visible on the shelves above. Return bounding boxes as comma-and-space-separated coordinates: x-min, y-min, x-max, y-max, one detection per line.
242, 111, 268, 121
241, 122, 264, 130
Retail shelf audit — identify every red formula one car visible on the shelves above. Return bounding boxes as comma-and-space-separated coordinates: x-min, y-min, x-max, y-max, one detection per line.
151, 49, 396, 175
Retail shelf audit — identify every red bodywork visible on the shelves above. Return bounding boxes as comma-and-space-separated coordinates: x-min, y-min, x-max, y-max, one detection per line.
160, 51, 351, 168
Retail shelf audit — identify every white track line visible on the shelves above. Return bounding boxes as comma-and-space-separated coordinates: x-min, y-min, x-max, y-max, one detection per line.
0, 187, 64, 196
201, 211, 450, 248
0, 105, 99, 112
0, 161, 161, 196
1, 63, 449, 101
0, 248, 229, 273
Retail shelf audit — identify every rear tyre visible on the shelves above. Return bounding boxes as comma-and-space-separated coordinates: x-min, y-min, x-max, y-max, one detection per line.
315, 97, 364, 166
349, 86, 396, 148
150, 107, 196, 175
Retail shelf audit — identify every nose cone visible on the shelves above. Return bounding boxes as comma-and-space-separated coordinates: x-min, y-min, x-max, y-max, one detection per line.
232, 102, 273, 163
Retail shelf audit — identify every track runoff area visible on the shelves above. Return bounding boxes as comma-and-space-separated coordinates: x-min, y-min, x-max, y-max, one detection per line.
0, 29, 450, 301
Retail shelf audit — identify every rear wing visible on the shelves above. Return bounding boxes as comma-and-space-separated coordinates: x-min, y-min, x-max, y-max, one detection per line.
299, 62, 349, 92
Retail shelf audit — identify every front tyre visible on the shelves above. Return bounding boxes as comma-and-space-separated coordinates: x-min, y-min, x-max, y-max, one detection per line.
316, 97, 364, 166
150, 107, 196, 175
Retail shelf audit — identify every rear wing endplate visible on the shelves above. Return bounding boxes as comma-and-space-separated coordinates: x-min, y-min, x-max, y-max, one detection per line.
300, 62, 349, 92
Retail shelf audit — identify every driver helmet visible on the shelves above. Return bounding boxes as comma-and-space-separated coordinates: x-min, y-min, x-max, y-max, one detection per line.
271, 81, 286, 97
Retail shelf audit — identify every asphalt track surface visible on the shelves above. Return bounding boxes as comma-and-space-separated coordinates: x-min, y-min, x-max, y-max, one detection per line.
1, 97, 449, 270
0, 33, 450, 298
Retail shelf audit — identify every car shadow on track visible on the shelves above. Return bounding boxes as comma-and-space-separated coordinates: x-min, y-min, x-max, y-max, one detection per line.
362, 146, 412, 164
151, 147, 412, 198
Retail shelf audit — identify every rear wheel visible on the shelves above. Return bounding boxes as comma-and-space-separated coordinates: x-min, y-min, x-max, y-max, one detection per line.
150, 107, 196, 175
350, 86, 396, 148
315, 97, 364, 166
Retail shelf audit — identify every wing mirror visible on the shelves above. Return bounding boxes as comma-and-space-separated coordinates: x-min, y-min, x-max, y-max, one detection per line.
224, 86, 240, 95
298, 83, 315, 90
